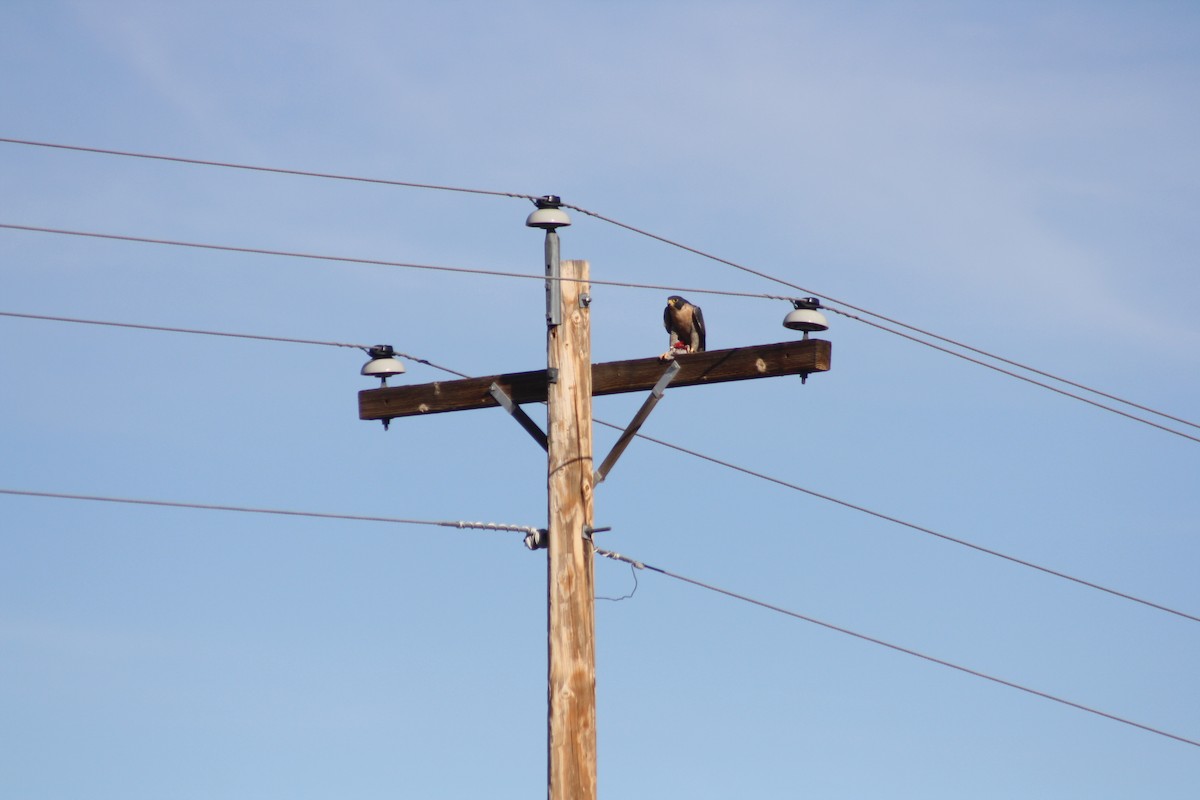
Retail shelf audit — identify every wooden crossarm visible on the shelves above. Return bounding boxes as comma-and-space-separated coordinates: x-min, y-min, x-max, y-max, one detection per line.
359, 338, 831, 421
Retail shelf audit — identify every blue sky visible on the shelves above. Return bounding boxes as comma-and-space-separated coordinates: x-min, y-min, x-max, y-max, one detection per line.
2, 2, 1198, 798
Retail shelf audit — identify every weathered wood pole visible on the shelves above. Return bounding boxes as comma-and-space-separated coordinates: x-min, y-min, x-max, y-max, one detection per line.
546, 258, 596, 800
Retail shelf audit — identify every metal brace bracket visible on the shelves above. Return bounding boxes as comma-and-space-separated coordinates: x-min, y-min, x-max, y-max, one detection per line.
489, 382, 549, 452
593, 360, 681, 484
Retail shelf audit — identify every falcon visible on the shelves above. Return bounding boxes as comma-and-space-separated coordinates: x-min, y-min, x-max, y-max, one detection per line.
662, 295, 706, 359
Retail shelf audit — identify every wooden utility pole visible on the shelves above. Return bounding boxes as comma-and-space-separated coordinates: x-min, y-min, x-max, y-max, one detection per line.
545, 259, 596, 800
357, 259, 832, 800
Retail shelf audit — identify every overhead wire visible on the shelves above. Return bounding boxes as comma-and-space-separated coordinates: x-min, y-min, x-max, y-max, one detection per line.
5, 308, 1194, 625
2, 135, 1194, 435
6, 138, 1197, 759
0, 223, 786, 302
5, 316, 1197, 748
822, 306, 1200, 446
593, 546, 1200, 750
830, 305, 1200, 433
0, 309, 470, 377
388, 346, 1200, 623
0, 310, 371, 350
590, 419, 1200, 624
7, 476, 1192, 746
0, 137, 537, 202
3, 219, 1194, 443
564, 202, 1200, 435
0, 221, 565, 283
0, 488, 541, 538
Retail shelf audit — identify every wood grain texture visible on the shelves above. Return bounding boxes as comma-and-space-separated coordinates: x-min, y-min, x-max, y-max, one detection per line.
546, 260, 596, 800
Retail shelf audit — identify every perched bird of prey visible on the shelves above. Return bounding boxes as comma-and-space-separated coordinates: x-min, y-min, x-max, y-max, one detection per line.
662, 295, 706, 359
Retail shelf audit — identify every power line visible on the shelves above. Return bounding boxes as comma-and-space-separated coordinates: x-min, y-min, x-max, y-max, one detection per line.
564, 203, 826, 295
0, 222, 787, 302
373, 315, 1195, 624
0, 488, 540, 537
594, 546, 1200, 750
834, 305, 1200, 433
3, 481, 1192, 750
0, 310, 370, 350
4, 306, 1194, 625
0, 309, 470, 377
5, 409, 1195, 747
564, 203, 1200, 435
592, 420, 1200, 625
825, 306, 1200, 446
15, 480, 1191, 749
0, 221, 561, 281
5, 220, 1194, 443
0, 137, 538, 202
3, 135, 1193, 434
10, 134, 1196, 765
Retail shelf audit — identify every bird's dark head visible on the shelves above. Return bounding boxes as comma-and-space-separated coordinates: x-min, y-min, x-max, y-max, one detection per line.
667, 295, 686, 308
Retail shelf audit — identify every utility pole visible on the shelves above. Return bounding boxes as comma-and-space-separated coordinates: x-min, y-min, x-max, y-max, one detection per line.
545, 258, 596, 800
356, 204, 832, 800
